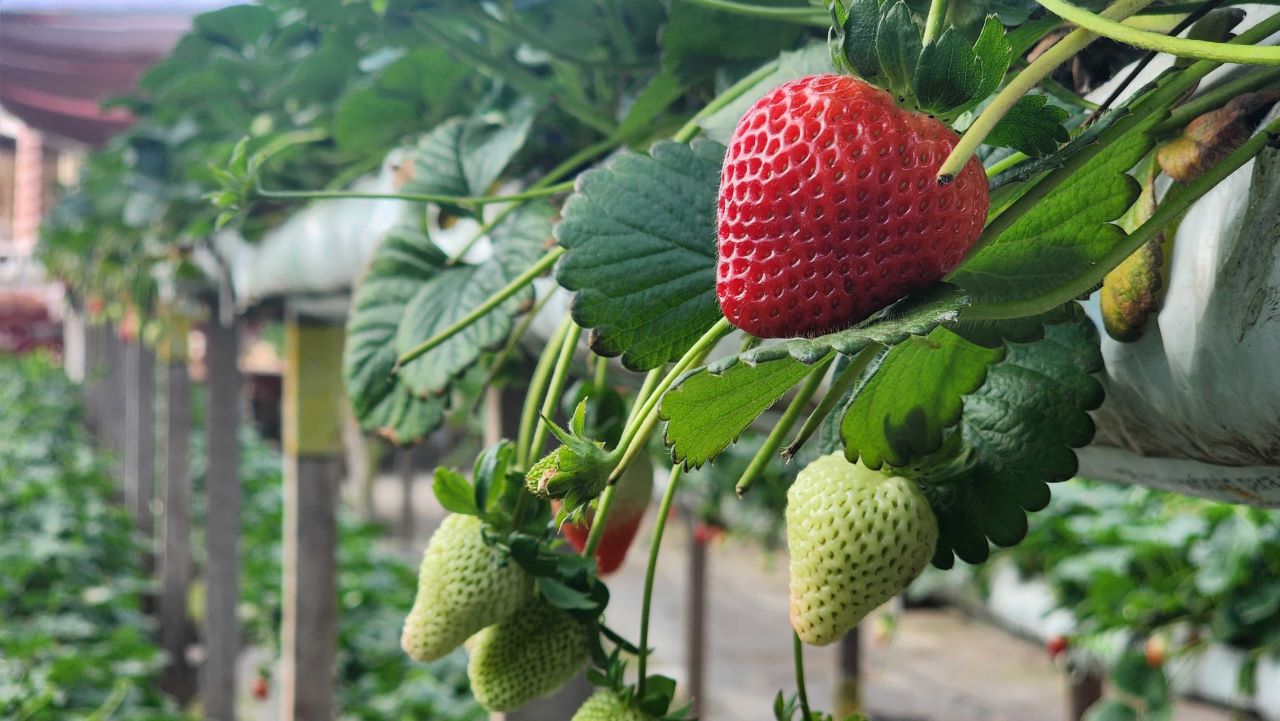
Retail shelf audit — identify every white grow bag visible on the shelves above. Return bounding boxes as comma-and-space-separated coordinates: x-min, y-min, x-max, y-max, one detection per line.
1075, 8, 1280, 505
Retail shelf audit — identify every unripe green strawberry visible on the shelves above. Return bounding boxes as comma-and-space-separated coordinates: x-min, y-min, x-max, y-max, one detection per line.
786, 453, 938, 645
468, 595, 591, 711
401, 514, 531, 663
571, 690, 654, 721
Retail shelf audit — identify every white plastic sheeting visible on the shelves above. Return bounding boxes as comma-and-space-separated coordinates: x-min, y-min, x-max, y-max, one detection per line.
1077, 7, 1280, 504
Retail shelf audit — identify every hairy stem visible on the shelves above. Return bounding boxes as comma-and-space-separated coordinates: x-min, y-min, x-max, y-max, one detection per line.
936, 0, 1159, 181
676, 0, 828, 24
674, 59, 783, 143
395, 247, 565, 369
735, 355, 833, 497
517, 316, 573, 468
253, 182, 573, 207
637, 464, 686, 699
581, 484, 616, 557
1036, 0, 1280, 64
472, 289, 558, 411
923, 0, 950, 45
783, 345, 881, 460
794, 632, 814, 720
528, 323, 584, 461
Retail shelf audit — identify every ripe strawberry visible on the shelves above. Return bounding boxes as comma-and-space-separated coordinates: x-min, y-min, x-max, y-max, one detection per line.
1047, 634, 1070, 659
250, 675, 269, 701
571, 690, 653, 721
401, 514, 531, 663
559, 454, 654, 575
467, 595, 591, 711
717, 74, 989, 338
787, 452, 938, 645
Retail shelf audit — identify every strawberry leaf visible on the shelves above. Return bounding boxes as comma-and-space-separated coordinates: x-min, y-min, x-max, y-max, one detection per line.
917, 306, 1104, 567
709, 283, 969, 370
555, 139, 726, 371
912, 18, 1012, 118
661, 357, 815, 468
840, 327, 1003, 469
397, 203, 551, 396
876, 1, 923, 99
829, 0, 882, 80
985, 94, 1071, 156
343, 223, 448, 445
400, 98, 537, 214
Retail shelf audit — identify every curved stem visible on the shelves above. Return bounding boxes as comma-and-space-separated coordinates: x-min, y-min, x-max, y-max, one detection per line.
636, 464, 685, 699
673, 59, 782, 143
793, 632, 814, 720
517, 316, 574, 468
675, 0, 828, 24
734, 355, 833, 497
625, 368, 665, 430
581, 484, 616, 557
783, 345, 880, 460
964, 114, 1280, 320
984, 150, 1031, 178
473, 289, 558, 411
395, 247, 565, 369
1155, 65, 1280, 134
936, 0, 1159, 181
923, 0, 950, 46
1036, 0, 1280, 65
607, 319, 734, 482
528, 323, 583, 461
253, 182, 573, 207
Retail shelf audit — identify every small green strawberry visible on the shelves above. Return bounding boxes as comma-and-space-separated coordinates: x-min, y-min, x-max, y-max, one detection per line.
571, 690, 654, 721
526, 401, 612, 501
786, 453, 938, 646
468, 595, 591, 711
401, 514, 531, 663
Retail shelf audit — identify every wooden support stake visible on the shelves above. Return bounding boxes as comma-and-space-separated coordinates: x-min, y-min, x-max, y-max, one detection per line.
835, 626, 861, 718
124, 340, 157, 548
1068, 668, 1104, 721
106, 327, 129, 467
204, 315, 243, 721
82, 320, 106, 436
686, 517, 708, 717
280, 316, 345, 721
159, 323, 198, 703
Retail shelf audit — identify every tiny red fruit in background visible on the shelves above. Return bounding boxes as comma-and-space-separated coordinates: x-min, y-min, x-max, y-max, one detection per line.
1046, 634, 1069, 659
251, 675, 269, 701
693, 521, 724, 545
717, 74, 989, 339
1145, 635, 1168, 668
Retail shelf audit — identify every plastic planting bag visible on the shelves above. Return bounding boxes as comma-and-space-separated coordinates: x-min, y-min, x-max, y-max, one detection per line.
1078, 82, 1280, 506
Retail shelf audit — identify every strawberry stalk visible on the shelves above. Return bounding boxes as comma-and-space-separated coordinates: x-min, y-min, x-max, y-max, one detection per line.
517, 317, 574, 469
636, 465, 686, 699
793, 632, 814, 721
527, 323, 585, 463
783, 345, 884, 461
734, 355, 833, 497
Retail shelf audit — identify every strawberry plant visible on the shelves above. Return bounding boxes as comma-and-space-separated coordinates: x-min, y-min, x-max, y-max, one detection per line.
36, 0, 1280, 717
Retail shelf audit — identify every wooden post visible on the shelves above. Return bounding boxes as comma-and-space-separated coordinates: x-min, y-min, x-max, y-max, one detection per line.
280, 315, 344, 721
835, 627, 861, 718
686, 516, 707, 717
159, 320, 198, 703
124, 340, 157, 549
81, 320, 106, 433
105, 327, 129, 468
204, 315, 243, 721
1068, 668, 1104, 721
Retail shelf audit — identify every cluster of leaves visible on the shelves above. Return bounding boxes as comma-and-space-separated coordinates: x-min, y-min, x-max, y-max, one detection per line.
970, 480, 1280, 719
184, 391, 484, 721
0, 353, 186, 721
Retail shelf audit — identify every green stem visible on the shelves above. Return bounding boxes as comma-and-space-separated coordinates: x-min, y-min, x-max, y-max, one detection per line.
395, 247, 565, 369
581, 484, 616, 557
1155, 65, 1280, 134
636, 464, 685, 699
446, 135, 622, 264
923, 0, 950, 46
676, 0, 828, 24
735, 355, 833, 497
528, 323, 584, 461
673, 60, 782, 143
936, 0, 1159, 181
1036, 0, 1280, 65
794, 632, 814, 721
782, 345, 881, 460
984, 150, 1031, 178
473, 289, 558, 411
963, 11, 1280, 262
593, 353, 609, 395
625, 368, 664, 430
965, 114, 1280, 320
607, 319, 734, 482
253, 182, 574, 207
517, 316, 574, 468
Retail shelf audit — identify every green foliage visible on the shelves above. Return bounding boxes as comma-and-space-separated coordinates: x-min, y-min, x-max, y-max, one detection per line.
0, 354, 187, 721
555, 140, 726, 371
986, 94, 1072, 156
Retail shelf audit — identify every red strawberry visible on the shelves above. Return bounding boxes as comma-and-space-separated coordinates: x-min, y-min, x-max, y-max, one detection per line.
1145, 635, 1168, 668
1046, 634, 1069, 659
559, 454, 653, 575
251, 675, 269, 701
717, 74, 989, 338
